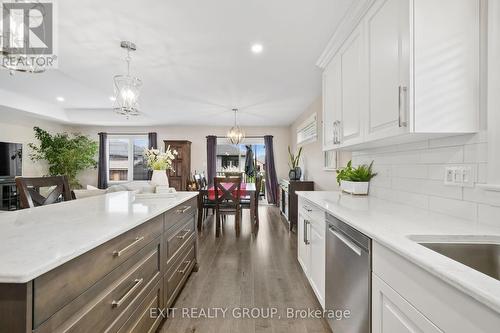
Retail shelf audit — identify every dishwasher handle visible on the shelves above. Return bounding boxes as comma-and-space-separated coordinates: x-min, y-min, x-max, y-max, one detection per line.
328, 226, 362, 256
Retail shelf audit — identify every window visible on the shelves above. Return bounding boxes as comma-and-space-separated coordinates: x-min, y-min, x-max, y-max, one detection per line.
107, 135, 149, 183
216, 138, 266, 174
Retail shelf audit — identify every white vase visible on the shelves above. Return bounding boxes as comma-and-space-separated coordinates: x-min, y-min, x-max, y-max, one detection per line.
340, 180, 370, 195
150, 170, 169, 187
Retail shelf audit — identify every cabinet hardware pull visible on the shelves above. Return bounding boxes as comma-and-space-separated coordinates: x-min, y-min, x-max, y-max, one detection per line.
333, 121, 338, 144
113, 236, 144, 257
304, 220, 311, 245
402, 86, 408, 127
178, 260, 192, 275
338, 120, 343, 144
176, 229, 191, 240
176, 206, 191, 214
398, 86, 408, 128
111, 278, 144, 308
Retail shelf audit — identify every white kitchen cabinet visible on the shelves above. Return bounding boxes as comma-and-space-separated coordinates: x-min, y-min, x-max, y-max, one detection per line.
297, 210, 311, 276
373, 242, 500, 332
297, 197, 325, 308
372, 275, 443, 333
365, 0, 410, 141
322, 54, 342, 151
339, 25, 364, 146
321, 0, 480, 150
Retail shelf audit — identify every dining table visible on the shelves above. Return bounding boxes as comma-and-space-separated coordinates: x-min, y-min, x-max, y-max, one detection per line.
197, 182, 258, 232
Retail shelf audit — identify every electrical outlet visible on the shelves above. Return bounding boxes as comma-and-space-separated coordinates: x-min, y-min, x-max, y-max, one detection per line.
444, 165, 475, 187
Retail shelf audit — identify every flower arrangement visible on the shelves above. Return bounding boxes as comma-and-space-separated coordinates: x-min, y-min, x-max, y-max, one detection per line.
144, 146, 178, 171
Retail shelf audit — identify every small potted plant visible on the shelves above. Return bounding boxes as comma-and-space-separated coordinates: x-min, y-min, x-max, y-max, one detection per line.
288, 146, 303, 181
144, 146, 178, 188
336, 160, 377, 195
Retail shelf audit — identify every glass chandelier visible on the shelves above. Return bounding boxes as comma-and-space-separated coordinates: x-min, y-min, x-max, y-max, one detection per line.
227, 108, 245, 144
1, 1, 48, 74
113, 41, 142, 117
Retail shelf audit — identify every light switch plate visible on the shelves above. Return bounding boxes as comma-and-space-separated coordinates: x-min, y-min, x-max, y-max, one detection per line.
444, 165, 475, 187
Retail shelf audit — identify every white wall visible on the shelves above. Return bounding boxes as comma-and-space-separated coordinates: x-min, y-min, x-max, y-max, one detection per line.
72, 125, 290, 187
0, 108, 68, 177
289, 97, 349, 190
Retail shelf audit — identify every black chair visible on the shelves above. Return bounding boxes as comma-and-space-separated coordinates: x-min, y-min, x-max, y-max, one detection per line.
16, 176, 73, 209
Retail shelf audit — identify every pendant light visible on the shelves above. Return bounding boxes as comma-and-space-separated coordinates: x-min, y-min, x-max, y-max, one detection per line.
113, 41, 142, 117
227, 108, 245, 144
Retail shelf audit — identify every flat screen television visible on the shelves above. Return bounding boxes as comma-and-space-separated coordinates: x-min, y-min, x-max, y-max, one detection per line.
0, 142, 22, 179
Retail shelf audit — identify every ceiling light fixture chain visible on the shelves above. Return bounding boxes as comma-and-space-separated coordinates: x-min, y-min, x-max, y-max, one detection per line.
113, 40, 142, 118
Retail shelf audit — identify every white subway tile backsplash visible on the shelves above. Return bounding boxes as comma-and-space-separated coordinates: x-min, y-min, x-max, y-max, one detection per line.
478, 204, 500, 227
463, 187, 500, 207
463, 143, 488, 163
354, 133, 491, 223
477, 163, 488, 184
428, 197, 477, 221
392, 165, 428, 179
419, 146, 464, 164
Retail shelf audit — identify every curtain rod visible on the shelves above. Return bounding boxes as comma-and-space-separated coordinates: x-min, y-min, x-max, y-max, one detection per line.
215, 135, 264, 139
104, 133, 150, 136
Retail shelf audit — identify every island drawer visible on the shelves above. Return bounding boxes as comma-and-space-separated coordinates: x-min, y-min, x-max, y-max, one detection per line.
165, 197, 197, 231
33, 214, 164, 328
34, 237, 162, 333
117, 280, 164, 333
165, 214, 196, 267
165, 240, 196, 307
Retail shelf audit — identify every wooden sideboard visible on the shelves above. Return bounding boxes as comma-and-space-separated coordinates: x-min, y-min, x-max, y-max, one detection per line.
279, 179, 314, 232
0, 197, 198, 333
164, 140, 191, 191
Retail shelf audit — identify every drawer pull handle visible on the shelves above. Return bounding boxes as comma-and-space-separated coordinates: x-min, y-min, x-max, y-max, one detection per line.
176, 206, 191, 214
178, 260, 192, 275
113, 236, 144, 257
111, 278, 144, 308
176, 229, 191, 240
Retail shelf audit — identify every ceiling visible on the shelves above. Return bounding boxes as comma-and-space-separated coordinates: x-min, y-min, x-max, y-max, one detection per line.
0, 0, 353, 126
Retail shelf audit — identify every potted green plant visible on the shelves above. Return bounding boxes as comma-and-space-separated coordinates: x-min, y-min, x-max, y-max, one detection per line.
288, 146, 303, 181
29, 127, 98, 189
336, 160, 377, 195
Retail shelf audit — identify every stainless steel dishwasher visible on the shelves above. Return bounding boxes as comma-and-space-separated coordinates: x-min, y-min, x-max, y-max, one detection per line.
326, 213, 371, 333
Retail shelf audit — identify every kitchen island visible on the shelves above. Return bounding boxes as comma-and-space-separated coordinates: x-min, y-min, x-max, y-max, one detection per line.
0, 191, 198, 333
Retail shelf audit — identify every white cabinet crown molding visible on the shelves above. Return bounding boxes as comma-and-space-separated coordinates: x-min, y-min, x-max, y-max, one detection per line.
316, 0, 376, 69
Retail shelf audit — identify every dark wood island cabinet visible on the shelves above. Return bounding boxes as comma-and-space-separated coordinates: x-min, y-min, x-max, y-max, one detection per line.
0, 193, 198, 333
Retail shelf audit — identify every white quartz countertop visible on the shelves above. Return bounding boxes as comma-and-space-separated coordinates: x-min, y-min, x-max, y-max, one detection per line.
296, 191, 500, 314
0, 191, 198, 283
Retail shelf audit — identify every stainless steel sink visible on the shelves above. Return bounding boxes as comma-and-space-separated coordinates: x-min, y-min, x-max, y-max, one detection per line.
419, 242, 500, 281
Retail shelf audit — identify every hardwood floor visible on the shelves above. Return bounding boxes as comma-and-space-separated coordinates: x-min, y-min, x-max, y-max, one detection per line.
159, 205, 331, 333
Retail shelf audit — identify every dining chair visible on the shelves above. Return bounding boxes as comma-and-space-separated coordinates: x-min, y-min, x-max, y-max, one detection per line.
16, 176, 73, 209
240, 174, 262, 224
214, 176, 242, 237
193, 174, 203, 190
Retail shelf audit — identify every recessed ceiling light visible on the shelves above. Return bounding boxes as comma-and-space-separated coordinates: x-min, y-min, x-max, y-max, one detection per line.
109, 96, 116, 101
251, 43, 263, 54
56, 96, 65, 102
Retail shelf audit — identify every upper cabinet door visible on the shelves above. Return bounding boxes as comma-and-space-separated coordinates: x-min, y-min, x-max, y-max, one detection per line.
339, 26, 364, 145
322, 55, 342, 151
413, 0, 480, 133
366, 0, 410, 140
